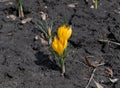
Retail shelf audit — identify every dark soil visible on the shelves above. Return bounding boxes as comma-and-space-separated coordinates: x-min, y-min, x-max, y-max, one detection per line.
0, 0, 120, 88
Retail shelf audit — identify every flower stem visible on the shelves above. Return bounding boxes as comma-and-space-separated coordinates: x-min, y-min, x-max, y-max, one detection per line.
61, 62, 65, 76
59, 58, 65, 76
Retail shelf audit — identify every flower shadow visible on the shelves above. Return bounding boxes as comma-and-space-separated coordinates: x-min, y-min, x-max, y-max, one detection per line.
34, 51, 60, 71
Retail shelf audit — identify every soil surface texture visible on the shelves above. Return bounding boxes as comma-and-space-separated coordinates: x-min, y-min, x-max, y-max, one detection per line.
0, 0, 120, 88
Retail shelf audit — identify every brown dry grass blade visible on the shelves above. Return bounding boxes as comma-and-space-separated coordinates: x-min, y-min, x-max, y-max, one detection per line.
104, 67, 113, 77
84, 57, 95, 68
84, 56, 105, 68
93, 79, 104, 88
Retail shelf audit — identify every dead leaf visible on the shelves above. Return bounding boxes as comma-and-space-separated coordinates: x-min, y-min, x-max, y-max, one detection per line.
104, 67, 113, 77
109, 78, 118, 83
35, 34, 48, 45
7, 15, 16, 20
67, 3, 78, 8
92, 0, 95, 3
39, 37, 48, 45
40, 12, 48, 20
93, 79, 104, 88
5, 1, 13, 5
21, 17, 32, 24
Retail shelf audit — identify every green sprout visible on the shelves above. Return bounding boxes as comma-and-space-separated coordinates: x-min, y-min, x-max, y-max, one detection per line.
18, 0, 24, 17
94, 0, 98, 9
36, 20, 53, 45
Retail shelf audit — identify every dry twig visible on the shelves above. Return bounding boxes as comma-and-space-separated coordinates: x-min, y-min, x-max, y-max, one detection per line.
84, 56, 105, 68
93, 79, 104, 88
85, 58, 105, 88
85, 68, 96, 88
98, 39, 120, 46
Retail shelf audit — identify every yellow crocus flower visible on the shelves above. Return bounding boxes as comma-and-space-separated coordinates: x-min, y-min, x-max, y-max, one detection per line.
52, 36, 67, 56
58, 25, 72, 40
52, 24, 72, 76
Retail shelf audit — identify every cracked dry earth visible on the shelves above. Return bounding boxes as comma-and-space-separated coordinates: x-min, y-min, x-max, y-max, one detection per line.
0, 0, 120, 88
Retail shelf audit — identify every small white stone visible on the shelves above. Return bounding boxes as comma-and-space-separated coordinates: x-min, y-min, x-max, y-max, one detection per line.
67, 3, 78, 8
90, 5, 94, 9
44, 6, 47, 9
7, 15, 16, 20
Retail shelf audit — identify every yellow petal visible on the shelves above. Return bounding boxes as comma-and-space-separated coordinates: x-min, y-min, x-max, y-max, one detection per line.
59, 38, 68, 50
57, 41, 64, 56
58, 25, 65, 39
63, 39, 67, 50
52, 36, 68, 56
65, 26, 72, 40
52, 36, 58, 53
58, 25, 72, 40
52, 36, 64, 56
